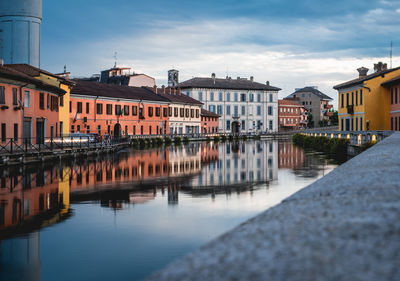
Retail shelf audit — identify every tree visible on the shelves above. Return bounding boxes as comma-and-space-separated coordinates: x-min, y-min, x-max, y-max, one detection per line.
330, 110, 338, 126
307, 113, 314, 128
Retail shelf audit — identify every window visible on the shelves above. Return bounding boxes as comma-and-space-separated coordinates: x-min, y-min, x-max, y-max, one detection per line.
346, 93, 349, 107
24, 91, 31, 107
268, 106, 273, 115
240, 93, 246, 102
360, 117, 363, 131
168, 107, 172, 117
115, 105, 122, 115
198, 92, 203, 101
97, 125, 101, 134
174, 108, 178, 117
226, 92, 231, 102
132, 106, 137, 116
51, 96, 59, 111
97, 103, 103, 114
257, 93, 261, 102
69, 101, 71, 113
0, 87, 5, 104
86, 102, 90, 114
226, 120, 231, 130
190, 109, 194, 118
391, 117, 393, 130
234, 93, 238, 102
196, 109, 199, 118
1, 124, 6, 142
210, 92, 214, 101
148, 107, 153, 117
241, 120, 245, 130
156, 107, 161, 117
209, 105, 215, 113
106, 104, 112, 115
180, 108, 184, 117
269, 120, 273, 130
217, 105, 223, 115
71, 125, 75, 133
234, 105, 238, 116
341, 94, 344, 108
241, 106, 245, 115
77, 102, 82, 113
77, 125, 80, 132
226, 105, 231, 115
269, 93, 273, 102
12, 88, 18, 106
124, 105, 130, 115
257, 106, 261, 116
355, 91, 358, 105
39, 93, 45, 109
341, 118, 344, 131
360, 90, 363, 105
249, 93, 254, 102
139, 108, 144, 118
47, 94, 50, 109
351, 92, 354, 105
163, 108, 168, 117
60, 95, 64, 107
219, 92, 223, 101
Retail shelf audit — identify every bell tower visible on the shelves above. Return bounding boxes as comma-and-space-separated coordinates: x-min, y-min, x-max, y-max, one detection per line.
168, 69, 179, 87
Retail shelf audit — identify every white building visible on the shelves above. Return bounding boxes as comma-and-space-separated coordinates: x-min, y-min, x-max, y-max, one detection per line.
178, 74, 280, 134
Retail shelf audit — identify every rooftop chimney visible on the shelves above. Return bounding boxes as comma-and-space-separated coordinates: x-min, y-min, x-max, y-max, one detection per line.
374, 62, 387, 73
211, 73, 216, 84
357, 67, 369, 78
250, 76, 254, 82
161, 85, 166, 94
153, 85, 157, 93
266, 81, 270, 86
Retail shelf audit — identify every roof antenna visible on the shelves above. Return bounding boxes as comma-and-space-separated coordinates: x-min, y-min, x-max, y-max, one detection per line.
64, 65, 67, 73
113, 52, 118, 68
390, 41, 393, 69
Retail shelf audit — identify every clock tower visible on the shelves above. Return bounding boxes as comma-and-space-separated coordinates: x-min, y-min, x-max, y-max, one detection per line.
168, 69, 179, 87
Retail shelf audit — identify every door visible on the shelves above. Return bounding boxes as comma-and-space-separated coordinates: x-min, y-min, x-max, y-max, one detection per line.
23, 119, 32, 145
113, 123, 121, 138
36, 120, 45, 144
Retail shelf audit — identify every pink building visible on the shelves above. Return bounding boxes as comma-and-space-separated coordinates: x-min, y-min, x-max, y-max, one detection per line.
201, 109, 220, 134
382, 76, 400, 131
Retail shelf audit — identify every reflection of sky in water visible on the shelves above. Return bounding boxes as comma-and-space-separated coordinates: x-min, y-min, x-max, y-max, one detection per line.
0, 141, 338, 281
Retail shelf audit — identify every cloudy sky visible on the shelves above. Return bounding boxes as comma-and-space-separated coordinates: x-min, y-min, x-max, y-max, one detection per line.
42, 0, 400, 108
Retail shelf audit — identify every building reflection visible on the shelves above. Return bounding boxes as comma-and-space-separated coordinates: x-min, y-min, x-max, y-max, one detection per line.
190, 141, 278, 188
278, 142, 305, 169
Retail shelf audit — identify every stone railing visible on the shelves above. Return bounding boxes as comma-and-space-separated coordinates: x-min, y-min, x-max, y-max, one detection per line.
303, 130, 393, 146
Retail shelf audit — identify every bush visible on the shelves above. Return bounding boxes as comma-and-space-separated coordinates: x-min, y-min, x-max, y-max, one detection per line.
228, 135, 234, 142
131, 138, 138, 147
221, 135, 228, 142
183, 136, 190, 144
174, 137, 182, 145
164, 137, 172, 146
292, 133, 349, 157
241, 135, 248, 141
214, 136, 220, 142
156, 137, 163, 146
360, 140, 376, 151
206, 137, 212, 143
253, 134, 261, 140
138, 138, 147, 148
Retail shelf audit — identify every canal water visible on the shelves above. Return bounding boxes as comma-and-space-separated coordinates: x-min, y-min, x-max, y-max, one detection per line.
0, 140, 339, 281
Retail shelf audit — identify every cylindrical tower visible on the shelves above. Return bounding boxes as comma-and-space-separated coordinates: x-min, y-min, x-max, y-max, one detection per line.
0, 0, 42, 67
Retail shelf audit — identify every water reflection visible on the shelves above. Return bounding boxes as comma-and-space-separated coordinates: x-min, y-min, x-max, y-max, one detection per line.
0, 140, 339, 281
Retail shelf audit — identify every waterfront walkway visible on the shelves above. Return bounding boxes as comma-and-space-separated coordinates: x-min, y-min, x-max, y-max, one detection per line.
148, 132, 400, 281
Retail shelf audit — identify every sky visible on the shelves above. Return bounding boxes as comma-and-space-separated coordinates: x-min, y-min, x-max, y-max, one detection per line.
41, 0, 400, 108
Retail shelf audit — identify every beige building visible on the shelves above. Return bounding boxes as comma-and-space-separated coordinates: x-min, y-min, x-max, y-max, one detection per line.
156, 87, 203, 135
100, 66, 156, 87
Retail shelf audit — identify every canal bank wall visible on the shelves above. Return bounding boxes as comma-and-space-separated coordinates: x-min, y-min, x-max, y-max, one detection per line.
148, 132, 400, 281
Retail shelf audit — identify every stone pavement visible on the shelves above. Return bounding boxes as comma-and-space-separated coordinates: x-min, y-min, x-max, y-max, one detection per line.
147, 133, 400, 281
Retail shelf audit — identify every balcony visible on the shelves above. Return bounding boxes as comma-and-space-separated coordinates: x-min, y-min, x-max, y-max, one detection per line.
347, 105, 354, 115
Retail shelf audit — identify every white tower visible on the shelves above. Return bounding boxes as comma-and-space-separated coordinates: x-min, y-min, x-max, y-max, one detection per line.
0, 0, 42, 67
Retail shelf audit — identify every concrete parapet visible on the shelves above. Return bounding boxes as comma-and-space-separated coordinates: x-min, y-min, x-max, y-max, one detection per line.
148, 132, 400, 281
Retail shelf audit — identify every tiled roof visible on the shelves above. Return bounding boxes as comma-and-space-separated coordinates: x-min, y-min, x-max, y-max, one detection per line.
289, 87, 333, 100
0, 65, 66, 95
71, 81, 170, 103
278, 99, 303, 106
381, 75, 400, 87
201, 108, 220, 118
6, 64, 75, 86
333, 67, 400, 90
178, 77, 281, 91
153, 88, 203, 105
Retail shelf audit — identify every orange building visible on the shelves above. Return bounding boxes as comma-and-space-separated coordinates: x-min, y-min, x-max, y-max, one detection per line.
381, 76, 400, 131
70, 81, 170, 137
0, 65, 65, 145
278, 99, 308, 131
201, 109, 220, 134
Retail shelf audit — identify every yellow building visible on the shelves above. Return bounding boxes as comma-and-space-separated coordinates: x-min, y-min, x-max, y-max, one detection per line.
6, 64, 75, 136
334, 62, 400, 131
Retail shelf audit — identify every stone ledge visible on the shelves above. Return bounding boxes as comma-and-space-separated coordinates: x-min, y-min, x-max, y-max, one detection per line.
147, 132, 400, 281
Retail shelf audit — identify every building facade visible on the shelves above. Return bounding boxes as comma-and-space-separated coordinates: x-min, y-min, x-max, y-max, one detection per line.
278, 99, 307, 131
6, 64, 75, 137
100, 66, 156, 87
0, 65, 65, 145
334, 62, 400, 131
69, 81, 170, 136
201, 109, 220, 134
155, 87, 202, 135
178, 74, 280, 134
381, 76, 400, 131
285, 86, 333, 127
